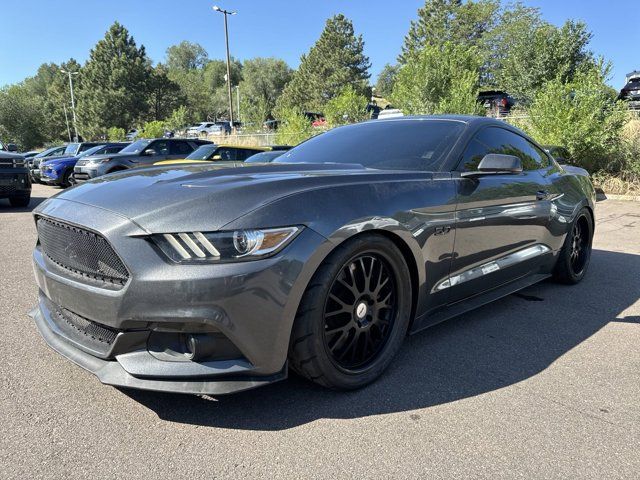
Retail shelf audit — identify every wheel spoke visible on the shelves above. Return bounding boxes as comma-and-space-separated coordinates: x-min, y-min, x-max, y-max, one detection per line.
323, 252, 399, 370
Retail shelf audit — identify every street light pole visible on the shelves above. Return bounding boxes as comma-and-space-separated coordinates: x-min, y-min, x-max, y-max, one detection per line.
62, 103, 72, 142
213, 5, 236, 128
60, 69, 79, 142
235, 85, 240, 123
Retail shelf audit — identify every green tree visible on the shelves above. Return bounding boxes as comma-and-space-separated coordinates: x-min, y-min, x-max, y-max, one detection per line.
0, 83, 48, 149
516, 63, 627, 172
392, 42, 483, 115
77, 22, 152, 137
399, 0, 499, 63
324, 85, 369, 127
166, 41, 209, 71
485, 5, 593, 103
148, 64, 184, 121
239, 57, 292, 129
163, 106, 189, 132
277, 14, 370, 112
374, 64, 399, 99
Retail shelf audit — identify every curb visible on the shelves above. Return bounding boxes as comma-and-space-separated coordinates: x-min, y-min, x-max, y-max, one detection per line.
596, 193, 640, 202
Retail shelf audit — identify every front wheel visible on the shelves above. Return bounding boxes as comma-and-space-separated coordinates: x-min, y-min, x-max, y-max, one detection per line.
9, 195, 30, 207
553, 207, 593, 284
289, 234, 412, 390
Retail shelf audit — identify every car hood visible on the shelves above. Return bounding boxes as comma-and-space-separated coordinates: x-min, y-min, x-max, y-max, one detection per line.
43, 162, 413, 232
42, 155, 78, 166
75, 153, 121, 165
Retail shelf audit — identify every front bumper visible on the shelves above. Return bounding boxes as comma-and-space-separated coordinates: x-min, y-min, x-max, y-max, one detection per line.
31, 198, 327, 394
40, 167, 63, 185
0, 169, 31, 198
30, 298, 287, 395
73, 164, 105, 183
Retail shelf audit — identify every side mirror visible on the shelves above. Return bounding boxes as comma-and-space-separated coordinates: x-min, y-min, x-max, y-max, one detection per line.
461, 154, 522, 178
142, 148, 157, 156
7, 143, 18, 152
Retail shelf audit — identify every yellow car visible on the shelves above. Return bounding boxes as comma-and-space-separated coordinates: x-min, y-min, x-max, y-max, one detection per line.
154, 144, 289, 166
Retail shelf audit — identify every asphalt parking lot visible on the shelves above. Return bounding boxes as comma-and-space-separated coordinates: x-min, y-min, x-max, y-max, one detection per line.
1, 183, 639, 479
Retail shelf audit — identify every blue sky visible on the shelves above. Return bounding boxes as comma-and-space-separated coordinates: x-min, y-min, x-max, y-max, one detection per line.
0, 0, 637, 89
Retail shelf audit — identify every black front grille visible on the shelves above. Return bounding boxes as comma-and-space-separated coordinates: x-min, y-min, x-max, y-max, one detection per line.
0, 185, 17, 195
46, 298, 121, 357
37, 217, 130, 286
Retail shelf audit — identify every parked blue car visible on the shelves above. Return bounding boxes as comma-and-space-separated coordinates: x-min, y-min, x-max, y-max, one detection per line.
40, 143, 127, 187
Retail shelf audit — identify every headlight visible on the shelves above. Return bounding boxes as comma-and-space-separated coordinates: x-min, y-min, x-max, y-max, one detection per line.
12, 158, 25, 167
153, 227, 302, 263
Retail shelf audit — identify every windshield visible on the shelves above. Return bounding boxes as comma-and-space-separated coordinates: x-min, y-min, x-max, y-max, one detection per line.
120, 139, 152, 154
63, 143, 80, 155
274, 120, 465, 171
186, 145, 217, 160
78, 145, 106, 157
35, 147, 61, 158
245, 151, 284, 163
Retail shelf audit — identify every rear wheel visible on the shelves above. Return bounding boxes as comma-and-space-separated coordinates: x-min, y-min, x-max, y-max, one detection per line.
553, 207, 593, 284
289, 234, 412, 390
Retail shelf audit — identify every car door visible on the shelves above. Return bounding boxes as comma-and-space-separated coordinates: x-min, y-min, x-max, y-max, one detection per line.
167, 140, 195, 160
138, 140, 170, 166
448, 126, 554, 303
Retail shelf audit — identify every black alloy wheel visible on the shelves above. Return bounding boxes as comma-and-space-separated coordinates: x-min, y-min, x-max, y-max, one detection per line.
323, 253, 397, 371
554, 207, 593, 284
289, 234, 412, 390
569, 216, 590, 276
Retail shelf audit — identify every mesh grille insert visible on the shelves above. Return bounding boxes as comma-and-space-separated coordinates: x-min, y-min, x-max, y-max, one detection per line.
37, 217, 129, 286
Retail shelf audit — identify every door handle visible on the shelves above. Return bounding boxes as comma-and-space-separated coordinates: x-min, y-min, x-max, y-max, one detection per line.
536, 190, 550, 201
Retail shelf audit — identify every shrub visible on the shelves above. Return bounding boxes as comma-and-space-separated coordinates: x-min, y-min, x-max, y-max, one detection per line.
141, 120, 165, 139
107, 127, 126, 141
163, 106, 188, 133
324, 85, 369, 127
275, 107, 314, 145
518, 65, 627, 172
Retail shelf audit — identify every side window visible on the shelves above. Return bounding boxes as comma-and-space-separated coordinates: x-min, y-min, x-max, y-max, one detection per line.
528, 142, 550, 168
237, 149, 258, 161
466, 127, 545, 171
78, 144, 94, 153
458, 139, 490, 171
151, 140, 170, 155
216, 148, 236, 161
170, 141, 193, 155
105, 146, 121, 154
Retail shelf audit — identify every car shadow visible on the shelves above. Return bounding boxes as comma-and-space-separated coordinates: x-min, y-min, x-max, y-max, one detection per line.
0, 196, 49, 212
121, 249, 639, 430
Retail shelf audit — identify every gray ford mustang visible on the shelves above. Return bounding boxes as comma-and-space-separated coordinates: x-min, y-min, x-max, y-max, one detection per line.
30, 116, 596, 394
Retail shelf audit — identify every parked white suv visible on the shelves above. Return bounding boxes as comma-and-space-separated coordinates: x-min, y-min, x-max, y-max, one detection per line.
186, 122, 232, 137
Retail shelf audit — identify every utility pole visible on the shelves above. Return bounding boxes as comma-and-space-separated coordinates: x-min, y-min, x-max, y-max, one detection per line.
60, 68, 79, 141
235, 85, 240, 124
213, 5, 236, 128
62, 103, 72, 142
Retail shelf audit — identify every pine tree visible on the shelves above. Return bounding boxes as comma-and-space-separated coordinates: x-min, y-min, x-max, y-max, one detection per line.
399, 0, 498, 63
277, 14, 371, 113
77, 22, 151, 137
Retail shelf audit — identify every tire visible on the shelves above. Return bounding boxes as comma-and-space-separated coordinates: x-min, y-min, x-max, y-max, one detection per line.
289, 234, 412, 390
553, 207, 593, 284
61, 169, 74, 188
9, 195, 30, 207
